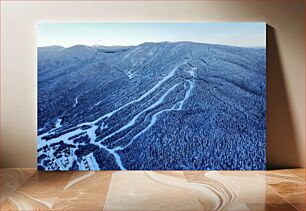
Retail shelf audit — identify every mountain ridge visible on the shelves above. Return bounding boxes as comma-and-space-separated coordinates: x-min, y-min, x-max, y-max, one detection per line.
38, 41, 266, 50
37, 41, 266, 170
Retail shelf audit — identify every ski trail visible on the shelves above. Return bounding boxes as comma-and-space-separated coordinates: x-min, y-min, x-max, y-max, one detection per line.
126, 46, 164, 79
55, 118, 62, 128
86, 152, 100, 170
38, 61, 188, 141
82, 124, 125, 170
95, 64, 194, 169
177, 80, 195, 110
73, 96, 79, 107
93, 61, 187, 122
100, 83, 180, 142
37, 61, 187, 143
37, 61, 192, 170
100, 122, 108, 130
38, 127, 45, 132
115, 79, 195, 152
100, 145, 126, 170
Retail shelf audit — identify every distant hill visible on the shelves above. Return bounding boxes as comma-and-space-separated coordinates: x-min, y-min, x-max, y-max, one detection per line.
37, 41, 266, 170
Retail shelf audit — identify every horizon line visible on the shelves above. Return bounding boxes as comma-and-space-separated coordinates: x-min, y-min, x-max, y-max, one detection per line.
37, 41, 266, 49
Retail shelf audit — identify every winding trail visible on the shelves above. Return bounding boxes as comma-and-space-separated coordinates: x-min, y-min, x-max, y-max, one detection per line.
73, 96, 79, 107
100, 83, 180, 142
38, 60, 196, 170
114, 79, 195, 152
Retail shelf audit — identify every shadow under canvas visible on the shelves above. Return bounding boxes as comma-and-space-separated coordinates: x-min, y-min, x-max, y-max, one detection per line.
266, 25, 300, 170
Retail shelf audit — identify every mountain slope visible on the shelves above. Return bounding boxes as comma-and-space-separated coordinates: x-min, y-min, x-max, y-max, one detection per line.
37, 42, 266, 170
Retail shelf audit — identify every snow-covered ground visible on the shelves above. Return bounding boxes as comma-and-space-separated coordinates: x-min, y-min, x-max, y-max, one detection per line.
38, 60, 197, 170
38, 41, 266, 170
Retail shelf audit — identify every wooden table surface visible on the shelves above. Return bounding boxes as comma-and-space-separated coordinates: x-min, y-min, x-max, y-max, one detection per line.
0, 169, 305, 210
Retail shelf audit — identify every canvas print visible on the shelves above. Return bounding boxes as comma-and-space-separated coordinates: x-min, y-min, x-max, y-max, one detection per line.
37, 23, 266, 170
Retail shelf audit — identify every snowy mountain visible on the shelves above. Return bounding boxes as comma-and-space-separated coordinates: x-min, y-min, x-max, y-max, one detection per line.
37, 41, 266, 170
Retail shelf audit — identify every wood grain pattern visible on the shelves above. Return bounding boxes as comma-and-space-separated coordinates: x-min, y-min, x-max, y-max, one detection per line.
52, 171, 112, 210
0, 169, 35, 203
0, 169, 304, 210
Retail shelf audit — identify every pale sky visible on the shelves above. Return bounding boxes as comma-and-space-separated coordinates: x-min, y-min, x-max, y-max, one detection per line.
37, 22, 266, 48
